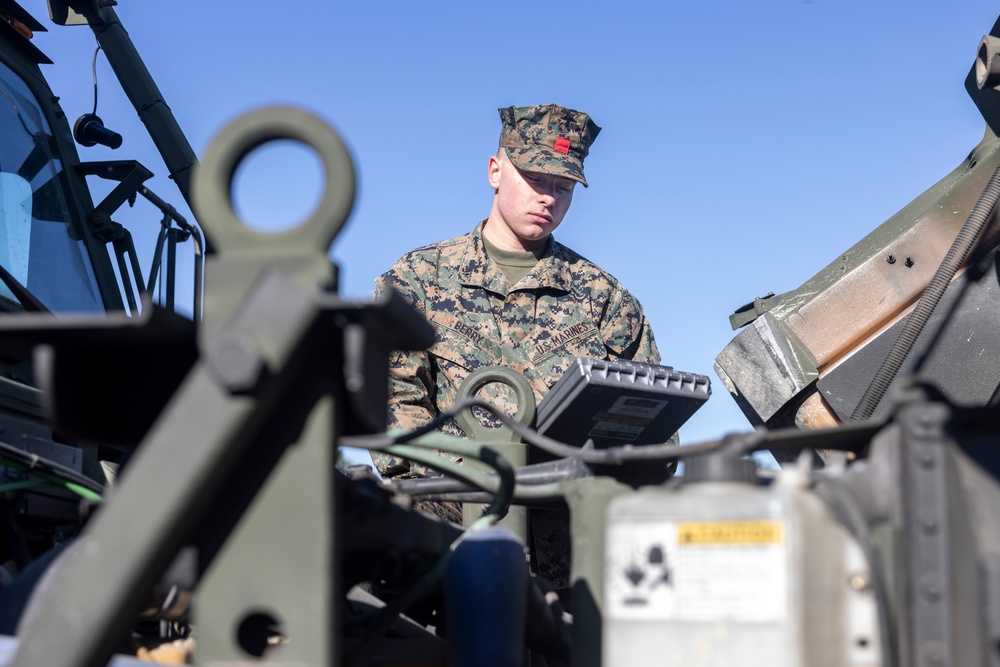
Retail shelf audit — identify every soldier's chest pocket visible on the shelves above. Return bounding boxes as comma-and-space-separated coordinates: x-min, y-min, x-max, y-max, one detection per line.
428, 321, 502, 382
531, 324, 607, 391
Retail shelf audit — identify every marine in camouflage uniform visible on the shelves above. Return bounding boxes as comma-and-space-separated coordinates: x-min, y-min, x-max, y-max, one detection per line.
371, 106, 660, 568
373, 222, 659, 469
373, 103, 658, 472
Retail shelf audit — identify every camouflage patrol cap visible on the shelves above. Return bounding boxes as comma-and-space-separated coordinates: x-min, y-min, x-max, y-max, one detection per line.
498, 104, 601, 188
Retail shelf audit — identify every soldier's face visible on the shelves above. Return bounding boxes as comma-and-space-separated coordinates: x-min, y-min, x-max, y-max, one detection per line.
486, 151, 576, 251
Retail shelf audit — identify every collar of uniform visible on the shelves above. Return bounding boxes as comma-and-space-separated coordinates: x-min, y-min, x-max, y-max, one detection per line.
459, 221, 573, 293
520, 241, 574, 291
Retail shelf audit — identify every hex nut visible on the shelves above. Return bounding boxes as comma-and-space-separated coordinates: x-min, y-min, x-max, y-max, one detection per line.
206, 332, 267, 393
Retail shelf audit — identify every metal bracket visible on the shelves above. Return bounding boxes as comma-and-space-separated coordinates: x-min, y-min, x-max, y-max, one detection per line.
77, 160, 154, 218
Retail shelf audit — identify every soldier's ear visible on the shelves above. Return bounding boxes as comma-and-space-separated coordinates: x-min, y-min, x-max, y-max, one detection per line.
487, 154, 502, 191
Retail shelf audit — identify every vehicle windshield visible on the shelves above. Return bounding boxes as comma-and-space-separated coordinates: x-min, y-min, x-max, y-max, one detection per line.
0, 59, 103, 313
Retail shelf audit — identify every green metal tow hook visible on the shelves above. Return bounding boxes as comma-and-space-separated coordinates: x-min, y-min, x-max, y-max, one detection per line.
191, 105, 355, 258
454, 365, 536, 444
454, 365, 536, 541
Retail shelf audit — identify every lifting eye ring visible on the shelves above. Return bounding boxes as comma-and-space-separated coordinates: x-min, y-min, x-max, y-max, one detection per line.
454, 365, 537, 443
191, 106, 356, 256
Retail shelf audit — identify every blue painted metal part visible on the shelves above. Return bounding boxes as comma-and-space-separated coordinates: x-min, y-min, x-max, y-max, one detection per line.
445, 527, 527, 667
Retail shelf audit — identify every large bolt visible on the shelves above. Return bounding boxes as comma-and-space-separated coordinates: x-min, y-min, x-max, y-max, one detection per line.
977, 36, 1000, 90
206, 332, 268, 393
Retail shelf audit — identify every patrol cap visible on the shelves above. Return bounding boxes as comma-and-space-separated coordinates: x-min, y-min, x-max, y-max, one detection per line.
498, 104, 601, 188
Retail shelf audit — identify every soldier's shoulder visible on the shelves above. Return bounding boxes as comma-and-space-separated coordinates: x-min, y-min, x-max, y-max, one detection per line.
390, 231, 470, 268
385, 234, 469, 276
551, 239, 628, 292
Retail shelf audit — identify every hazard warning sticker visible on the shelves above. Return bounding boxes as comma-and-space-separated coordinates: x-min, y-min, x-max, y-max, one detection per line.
605, 518, 788, 623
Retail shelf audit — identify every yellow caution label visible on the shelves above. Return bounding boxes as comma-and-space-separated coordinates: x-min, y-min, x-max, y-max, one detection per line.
677, 520, 785, 545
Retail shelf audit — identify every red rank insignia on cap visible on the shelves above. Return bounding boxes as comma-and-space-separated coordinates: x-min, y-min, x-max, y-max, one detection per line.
554, 137, 571, 154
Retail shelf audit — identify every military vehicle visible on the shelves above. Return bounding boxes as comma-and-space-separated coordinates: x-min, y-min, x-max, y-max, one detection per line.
3, 2, 1000, 667
0, 0, 202, 649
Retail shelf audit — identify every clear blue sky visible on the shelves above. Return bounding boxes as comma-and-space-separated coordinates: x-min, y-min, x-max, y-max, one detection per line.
27, 0, 999, 446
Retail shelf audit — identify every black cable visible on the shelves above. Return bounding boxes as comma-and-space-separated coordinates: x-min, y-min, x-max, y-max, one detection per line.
348, 400, 880, 475
0, 440, 105, 495
366, 439, 517, 520
341, 397, 724, 465
751, 420, 884, 458
852, 160, 1000, 422
456, 442, 514, 522
392, 457, 590, 497
91, 45, 101, 116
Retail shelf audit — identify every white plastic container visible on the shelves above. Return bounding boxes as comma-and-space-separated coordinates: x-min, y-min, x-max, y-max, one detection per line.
602, 474, 881, 667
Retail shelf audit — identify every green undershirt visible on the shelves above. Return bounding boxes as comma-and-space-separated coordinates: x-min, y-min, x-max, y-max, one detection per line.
482, 235, 546, 286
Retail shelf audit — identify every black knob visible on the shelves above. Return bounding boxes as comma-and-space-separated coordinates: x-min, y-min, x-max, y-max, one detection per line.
74, 114, 122, 149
